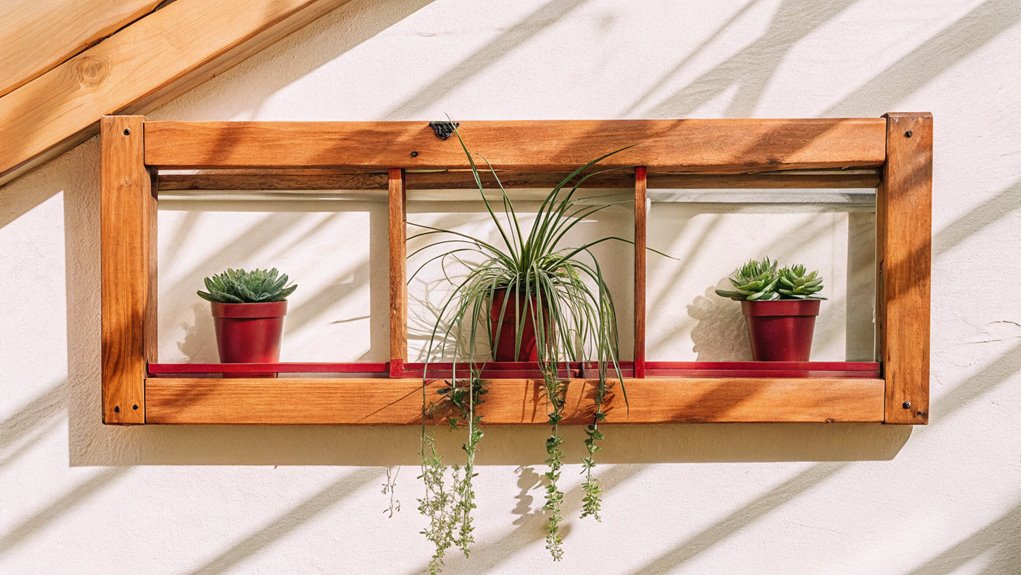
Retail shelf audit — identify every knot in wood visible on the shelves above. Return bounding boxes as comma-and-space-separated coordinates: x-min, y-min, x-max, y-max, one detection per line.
74, 56, 109, 87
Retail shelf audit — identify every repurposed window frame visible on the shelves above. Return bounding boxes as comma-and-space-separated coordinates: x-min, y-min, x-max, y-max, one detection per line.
100, 114, 932, 426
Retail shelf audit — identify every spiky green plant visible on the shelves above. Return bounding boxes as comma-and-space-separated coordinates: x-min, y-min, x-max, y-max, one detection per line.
714, 257, 781, 301
778, 264, 824, 299
715, 257, 825, 301
197, 268, 297, 303
409, 125, 641, 565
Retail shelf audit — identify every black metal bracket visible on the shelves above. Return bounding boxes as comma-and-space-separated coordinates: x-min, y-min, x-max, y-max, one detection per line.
428, 121, 459, 140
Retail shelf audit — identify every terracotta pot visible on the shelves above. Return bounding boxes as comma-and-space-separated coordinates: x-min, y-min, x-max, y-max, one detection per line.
211, 300, 287, 376
741, 299, 821, 361
489, 289, 549, 362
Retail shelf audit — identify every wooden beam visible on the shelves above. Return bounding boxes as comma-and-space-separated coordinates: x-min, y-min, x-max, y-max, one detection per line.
101, 116, 154, 424
144, 377, 886, 424
878, 113, 932, 424
0, 0, 352, 185
388, 168, 407, 377
143, 119, 888, 172
633, 167, 648, 378
0, 1, 162, 98
156, 168, 882, 191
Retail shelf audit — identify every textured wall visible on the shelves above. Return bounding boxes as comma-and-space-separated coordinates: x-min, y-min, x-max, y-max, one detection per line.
2, 1, 1019, 573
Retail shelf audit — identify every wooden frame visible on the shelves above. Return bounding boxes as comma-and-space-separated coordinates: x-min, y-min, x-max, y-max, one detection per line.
100, 115, 931, 425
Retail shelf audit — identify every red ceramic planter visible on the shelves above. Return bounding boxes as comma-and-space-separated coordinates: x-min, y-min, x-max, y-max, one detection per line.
211, 301, 288, 375
741, 299, 821, 361
489, 289, 549, 362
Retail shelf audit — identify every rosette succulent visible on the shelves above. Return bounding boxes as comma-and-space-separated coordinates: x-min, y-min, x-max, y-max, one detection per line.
777, 264, 824, 299
715, 257, 781, 301
715, 257, 824, 301
197, 267, 297, 303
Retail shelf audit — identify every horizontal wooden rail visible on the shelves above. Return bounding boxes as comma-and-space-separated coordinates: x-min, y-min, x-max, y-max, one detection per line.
144, 377, 886, 424
155, 168, 882, 191
143, 119, 887, 172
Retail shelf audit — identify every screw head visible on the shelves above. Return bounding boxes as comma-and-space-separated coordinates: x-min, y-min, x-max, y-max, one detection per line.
902, 401, 912, 409
904, 130, 913, 138
410, 151, 419, 157
123, 128, 131, 136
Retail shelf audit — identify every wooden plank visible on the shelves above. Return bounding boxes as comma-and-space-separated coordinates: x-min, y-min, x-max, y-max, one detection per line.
389, 168, 407, 377
143, 119, 887, 172
155, 168, 882, 191
145, 377, 886, 424
0, 0, 352, 185
634, 167, 648, 377
878, 113, 932, 424
0, 0, 162, 98
101, 116, 154, 424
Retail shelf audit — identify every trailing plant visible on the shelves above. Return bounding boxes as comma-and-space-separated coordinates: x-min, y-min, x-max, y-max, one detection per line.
715, 257, 824, 301
417, 373, 485, 574
409, 124, 645, 564
197, 267, 297, 303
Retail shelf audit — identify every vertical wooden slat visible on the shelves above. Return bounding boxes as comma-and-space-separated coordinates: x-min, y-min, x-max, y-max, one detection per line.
634, 167, 648, 378
878, 113, 932, 424
388, 168, 407, 378
101, 116, 154, 424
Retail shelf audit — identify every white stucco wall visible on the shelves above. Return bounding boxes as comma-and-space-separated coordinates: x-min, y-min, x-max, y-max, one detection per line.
2, 1, 1019, 573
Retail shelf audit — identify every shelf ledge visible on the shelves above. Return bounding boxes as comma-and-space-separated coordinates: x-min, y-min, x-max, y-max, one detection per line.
144, 376, 885, 425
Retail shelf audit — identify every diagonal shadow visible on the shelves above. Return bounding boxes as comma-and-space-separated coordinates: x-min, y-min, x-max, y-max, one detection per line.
904, 502, 1021, 575
0, 467, 130, 553
0, 379, 65, 452
643, 0, 859, 117
826, 0, 1021, 116
382, 0, 591, 120
185, 468, 379, 575
634, 462, 848, 573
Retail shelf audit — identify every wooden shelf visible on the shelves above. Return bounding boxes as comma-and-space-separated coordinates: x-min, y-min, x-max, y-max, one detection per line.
100, 115, 932, 426
144, 377, 885, 425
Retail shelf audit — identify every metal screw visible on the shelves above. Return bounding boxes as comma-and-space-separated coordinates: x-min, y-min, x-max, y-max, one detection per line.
123, 128, 131, 136
904, 130, 912, 138
410, 151, 419, 157
132, 404, 139, 410
902, 401, 911, 409
113, 406, 120, 413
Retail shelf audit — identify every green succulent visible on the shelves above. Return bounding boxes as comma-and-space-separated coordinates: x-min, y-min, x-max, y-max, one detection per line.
715, 257, 781, 301
197, 267, 297, 303
778, 264, 825, 299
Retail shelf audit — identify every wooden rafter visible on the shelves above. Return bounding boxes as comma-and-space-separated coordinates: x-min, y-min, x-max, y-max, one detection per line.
0, 0, 352, 186
0, 0, 162, 98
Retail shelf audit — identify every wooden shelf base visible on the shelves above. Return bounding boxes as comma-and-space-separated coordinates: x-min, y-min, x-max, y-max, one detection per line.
144, 377, 885, 425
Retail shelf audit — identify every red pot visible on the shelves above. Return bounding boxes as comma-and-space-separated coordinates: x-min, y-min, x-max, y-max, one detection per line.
741, 299, 821, 361
211, 301, 287, 376
489, 289, 549, 362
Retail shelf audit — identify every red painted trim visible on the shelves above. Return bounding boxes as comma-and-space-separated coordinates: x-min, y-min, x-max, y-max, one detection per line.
147, 362, 389, 376
148, 361, 879, 378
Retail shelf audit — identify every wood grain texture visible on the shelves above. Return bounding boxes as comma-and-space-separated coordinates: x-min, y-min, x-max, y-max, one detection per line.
0, 0, 161, 98
0, 0, 351, 184
388, 168, 407, 377
634, 167, 648, 378
143, 119, 887, 172
144, 377, 886, 424
878, 113, 932, 424
101, 116, 154, 424
155, 168, 882, 191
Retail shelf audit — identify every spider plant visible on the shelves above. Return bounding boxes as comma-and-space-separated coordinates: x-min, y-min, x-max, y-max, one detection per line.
408, 126, 632, 564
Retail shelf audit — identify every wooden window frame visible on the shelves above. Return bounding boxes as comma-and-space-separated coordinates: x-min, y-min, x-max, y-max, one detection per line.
100, 114, 931, 425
